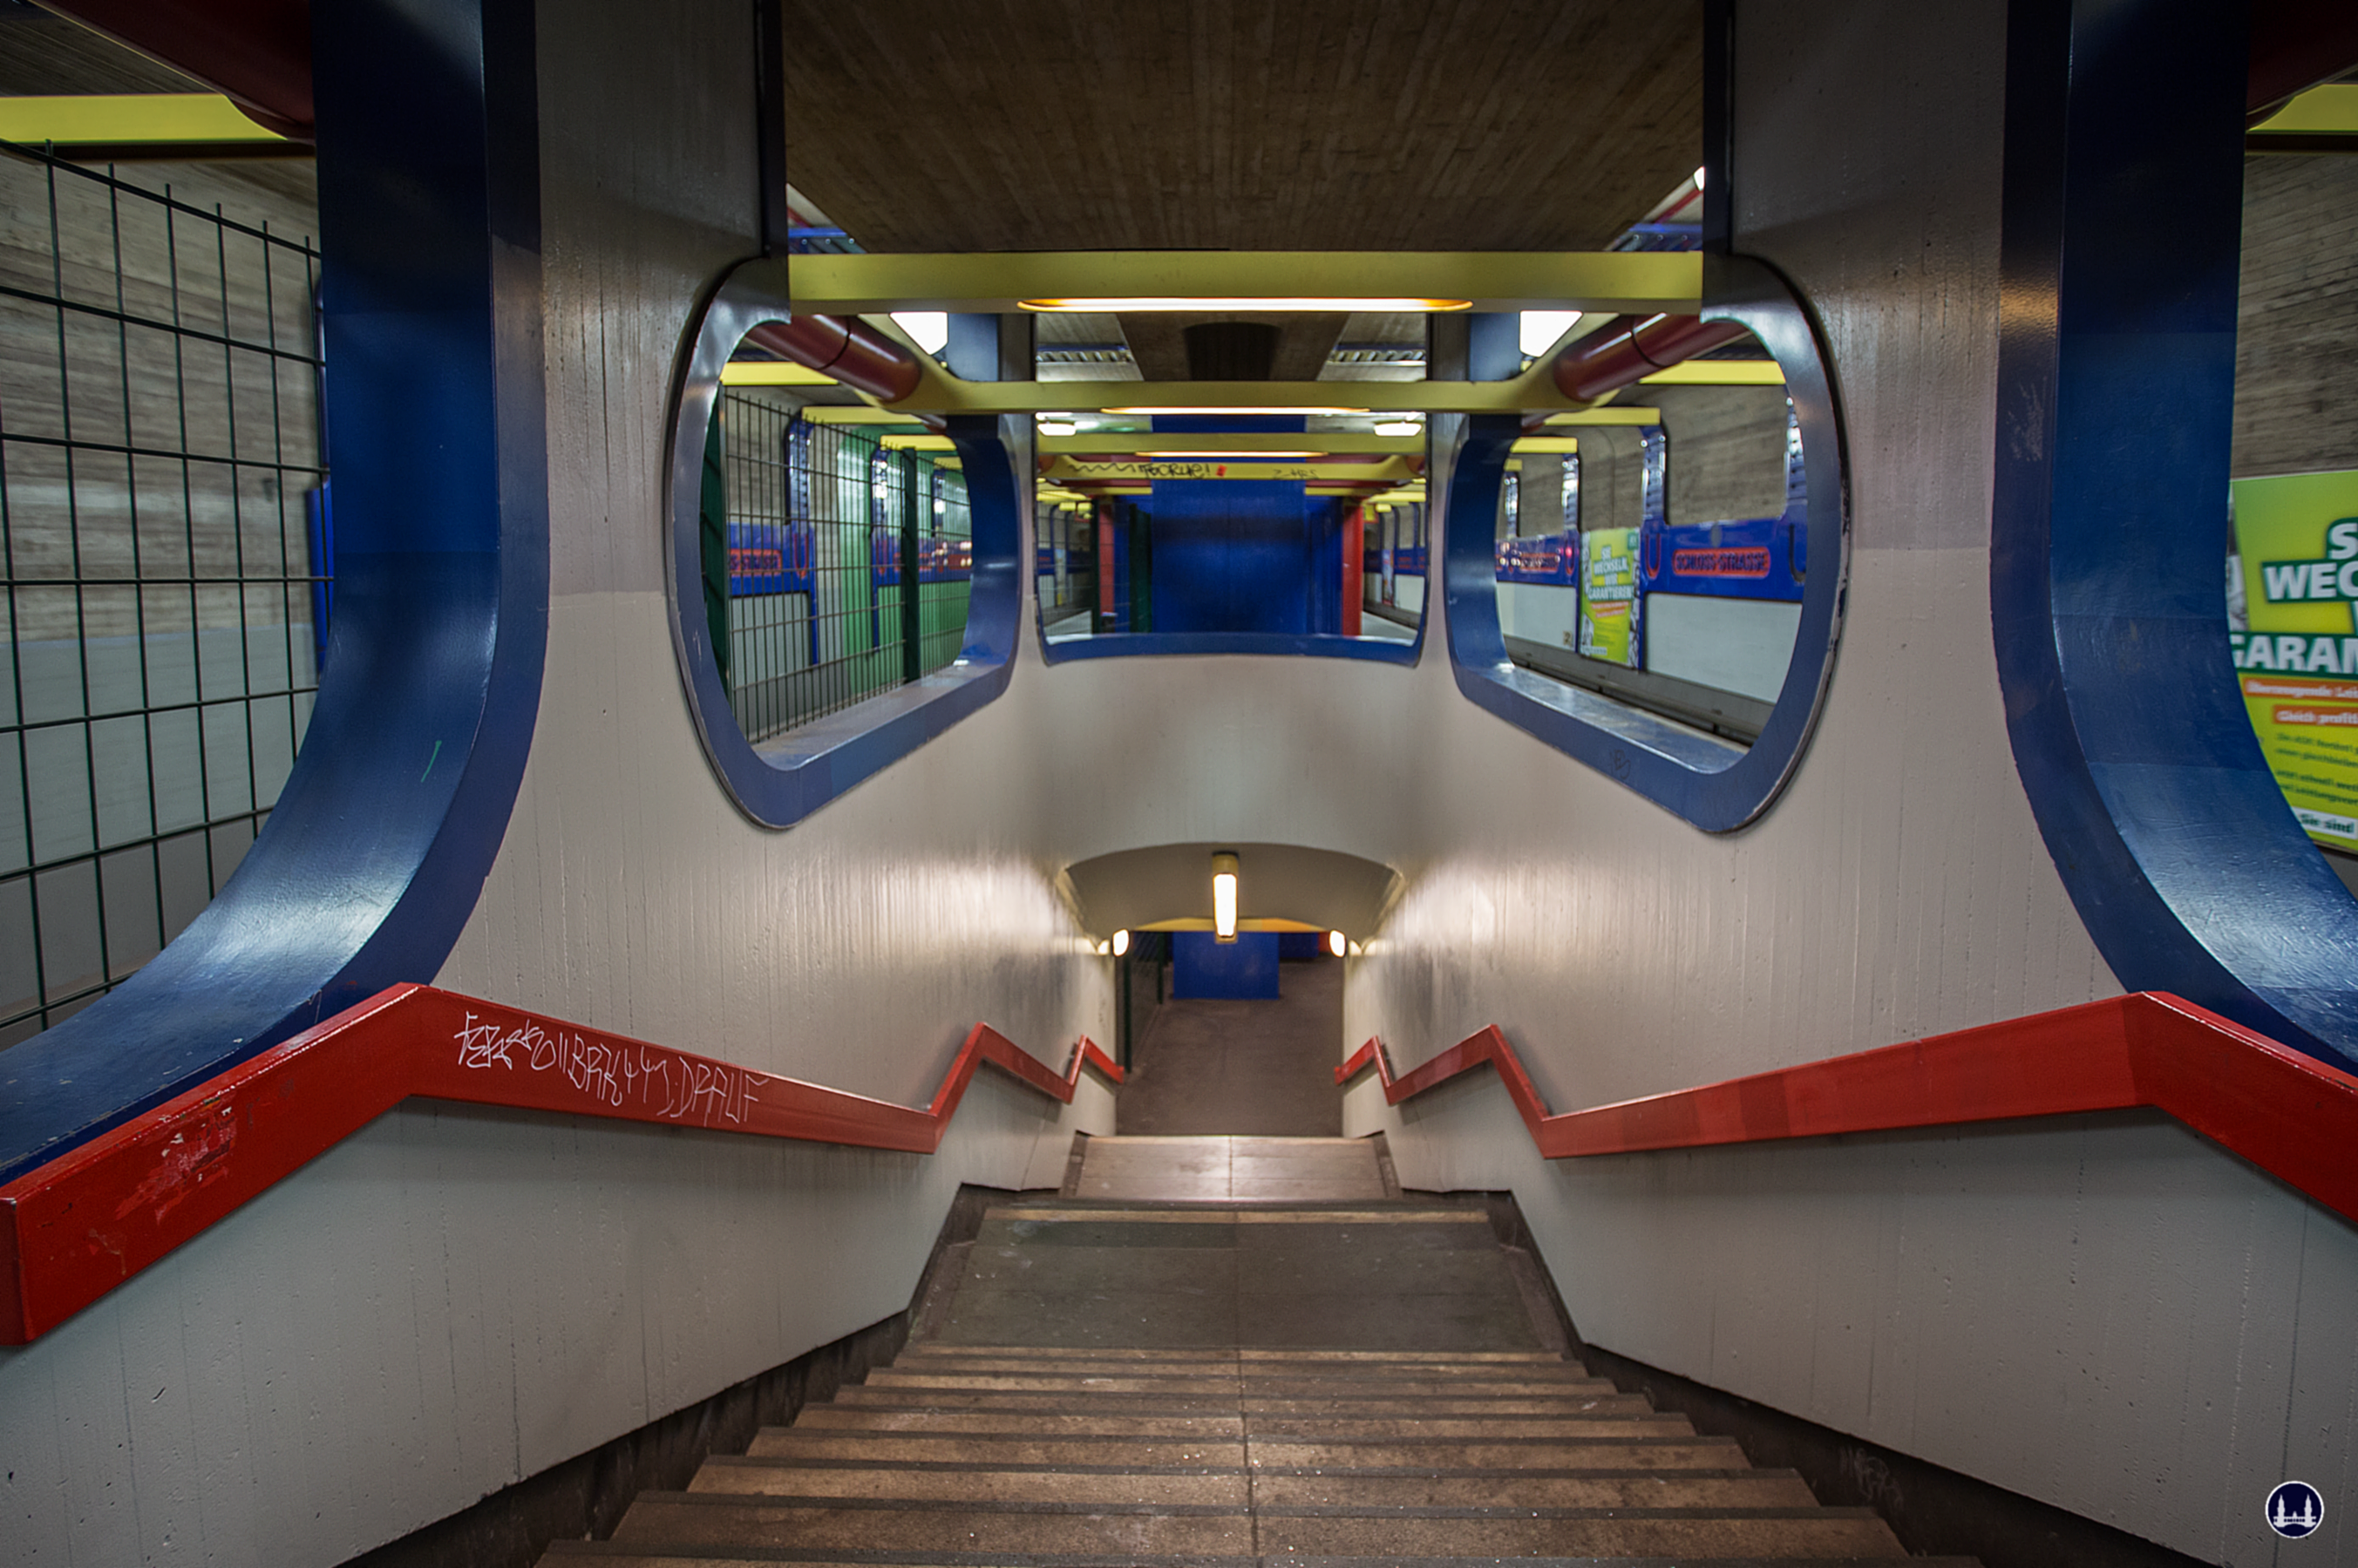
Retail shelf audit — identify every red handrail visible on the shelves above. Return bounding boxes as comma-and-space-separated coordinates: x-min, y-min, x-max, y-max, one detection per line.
0, 983, 1119, 1344
1338, 991, 2358, 1225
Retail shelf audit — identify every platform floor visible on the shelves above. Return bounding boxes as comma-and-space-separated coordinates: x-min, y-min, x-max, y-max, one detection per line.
1118, 956, 1344, 1136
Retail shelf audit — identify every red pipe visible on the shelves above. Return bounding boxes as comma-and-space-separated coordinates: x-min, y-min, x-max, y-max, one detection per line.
743, 315, 925, 403
37, 1, 314, 138
1551, 313, 1754, 403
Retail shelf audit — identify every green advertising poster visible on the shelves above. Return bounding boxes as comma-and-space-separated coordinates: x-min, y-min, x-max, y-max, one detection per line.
2229, 469, 2358, 850
1579, 526, 1641, 669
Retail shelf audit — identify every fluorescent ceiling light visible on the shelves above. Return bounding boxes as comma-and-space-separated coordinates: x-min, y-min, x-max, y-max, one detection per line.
1693, 165, 1707, 188
1212, 852, 1240, 943
891, 310, 949, 354
1519, 310, 1583, 359
1038, 418, 1077, 436
1327, 929, 1347, 958
1373, 419, 1422, 438
1111, 928, 1131, 957
1108, 405, 1376, 419
1023, 297, 1472, 314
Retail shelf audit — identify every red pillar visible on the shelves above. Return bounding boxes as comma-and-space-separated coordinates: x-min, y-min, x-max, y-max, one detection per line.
1342, 505, 1363, 637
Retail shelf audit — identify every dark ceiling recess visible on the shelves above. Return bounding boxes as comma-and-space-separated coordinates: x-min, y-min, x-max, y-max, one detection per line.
1183, 322, 1281, 381
32, 0, 314, 136
778, 0, 1702, 254
2246, 0, 2358, 118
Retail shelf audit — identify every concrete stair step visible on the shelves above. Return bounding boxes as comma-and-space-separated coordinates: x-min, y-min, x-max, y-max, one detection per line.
787, 1409, 1247, 1437
860, 1372, 1615, 1397
688, 1458, 1248, 1505
1247, 1436, 1745, 1469
894, 1355, 1598, 1381
1249, 1470, 1823, 1509
905, 1341, 1561, 1362
1252, 1508, 1909, 1558
548, 1547, 1969, 1567
1243, 1415, 1702, 1439
832, 1388, 1653, 1415
747, 1432, 1246, 1465
608, 1493, 1254, 1556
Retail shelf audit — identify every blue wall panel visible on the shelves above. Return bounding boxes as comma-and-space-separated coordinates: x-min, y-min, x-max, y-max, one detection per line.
1149, 479, 1315, 634
1172, 932, 1281, 999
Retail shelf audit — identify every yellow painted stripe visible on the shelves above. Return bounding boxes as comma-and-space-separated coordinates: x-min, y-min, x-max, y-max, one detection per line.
0, 94, 282, 146
1639, 360, 1785, 386
1540, 407, 1662, 427
721, 359, 834, 387
2253, 84, 2358, 135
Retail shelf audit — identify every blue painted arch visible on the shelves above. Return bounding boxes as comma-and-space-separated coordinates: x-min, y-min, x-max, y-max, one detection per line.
0, 0, 551, 1184
1991, 0, 2358, 1070
1440, 254, 1852, 833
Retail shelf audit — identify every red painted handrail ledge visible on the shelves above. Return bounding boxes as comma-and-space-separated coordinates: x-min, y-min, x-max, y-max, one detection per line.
1338, 991, 2358, 1226
0, 983, 1121, 1344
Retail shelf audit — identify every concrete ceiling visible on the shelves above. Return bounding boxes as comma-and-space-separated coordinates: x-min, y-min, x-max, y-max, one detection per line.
778, 0, 1702, 255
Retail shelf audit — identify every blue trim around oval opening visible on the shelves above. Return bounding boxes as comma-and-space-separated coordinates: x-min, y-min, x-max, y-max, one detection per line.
1439, 254, 1852, 834
1991, 0, 2358, 1071
667, 261, 1020, 830
0, 0, 551, 1185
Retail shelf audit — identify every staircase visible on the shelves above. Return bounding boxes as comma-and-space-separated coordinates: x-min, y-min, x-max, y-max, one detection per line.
541, 1138, 1974, 1565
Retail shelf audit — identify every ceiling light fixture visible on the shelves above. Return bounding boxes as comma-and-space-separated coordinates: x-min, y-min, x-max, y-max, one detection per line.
1106, 405, 1369, 417
891, 310, 950, 354
1212, 852, 1240, 944
1037, 417, 1077, 437
1111, 928, 1131, 957
1022, 297, 1472, 314
1373, 419, 1422, 438
1327, 929, 1347, 958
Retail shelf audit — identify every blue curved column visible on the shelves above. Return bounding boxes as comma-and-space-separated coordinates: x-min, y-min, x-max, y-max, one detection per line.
1992, 0, 2358, 1068
0, 0, 551, 1183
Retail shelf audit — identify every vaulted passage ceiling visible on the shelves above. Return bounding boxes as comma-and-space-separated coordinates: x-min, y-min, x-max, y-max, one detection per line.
779, 0, 1702, 255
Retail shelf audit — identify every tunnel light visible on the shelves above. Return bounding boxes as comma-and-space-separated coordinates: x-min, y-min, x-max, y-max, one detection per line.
1023, 297, 1472, 314
891, 310, 950, 355
1212, 852, 1240, 943
1111, 928, 1131, 957
1327, 929, 1347, 958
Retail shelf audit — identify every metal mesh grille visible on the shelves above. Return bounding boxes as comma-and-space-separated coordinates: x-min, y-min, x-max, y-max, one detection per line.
719, 392, 971, 744
1, 143, 324, 1048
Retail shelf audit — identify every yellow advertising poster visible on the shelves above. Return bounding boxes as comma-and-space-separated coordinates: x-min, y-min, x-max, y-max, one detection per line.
2230, 470, 2358, 849
1579, 526, 1641, 669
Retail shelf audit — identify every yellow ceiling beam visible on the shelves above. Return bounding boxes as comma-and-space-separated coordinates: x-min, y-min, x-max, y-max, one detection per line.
721, 359, 836, 386
2252, 83, 2358, 134
1513, 437, 1580, 453
798, 404, 933, 426
0, 94, 285, 147
1640, 360, 1784, 386
792, 250, 1700, 316
1039, 431, 1422, 456
1046, 456, 1417, 484
878, 433, 956, 451
875, 352, 1590, 417
1540, 407, 1662, 427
